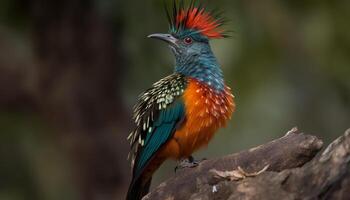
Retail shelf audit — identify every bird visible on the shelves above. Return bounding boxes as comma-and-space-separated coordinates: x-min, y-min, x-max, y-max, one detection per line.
126, 1, 235, 199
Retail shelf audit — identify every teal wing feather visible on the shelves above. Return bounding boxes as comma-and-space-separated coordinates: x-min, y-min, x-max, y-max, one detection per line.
127, 73, 187, 180
135, 100, 184, 176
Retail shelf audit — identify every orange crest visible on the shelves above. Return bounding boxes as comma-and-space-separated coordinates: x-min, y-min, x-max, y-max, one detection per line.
166, 0, 228, 39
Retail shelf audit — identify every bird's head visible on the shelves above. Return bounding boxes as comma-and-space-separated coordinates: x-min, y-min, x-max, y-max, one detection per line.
148, 1, 228, 64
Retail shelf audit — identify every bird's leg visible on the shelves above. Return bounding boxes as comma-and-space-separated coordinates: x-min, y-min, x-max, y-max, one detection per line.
174, 156, 206, 172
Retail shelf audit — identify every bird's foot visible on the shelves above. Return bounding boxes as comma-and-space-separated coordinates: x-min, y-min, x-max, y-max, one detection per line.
174, 156, 206, 173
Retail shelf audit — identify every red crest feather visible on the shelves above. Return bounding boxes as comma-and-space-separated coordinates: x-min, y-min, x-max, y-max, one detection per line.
165, 0, 228, 39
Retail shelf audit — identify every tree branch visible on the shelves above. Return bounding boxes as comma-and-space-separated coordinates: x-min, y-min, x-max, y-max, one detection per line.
144, 128, 350, 199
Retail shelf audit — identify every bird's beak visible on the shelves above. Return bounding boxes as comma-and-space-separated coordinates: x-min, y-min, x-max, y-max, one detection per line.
148, 33, 178, 46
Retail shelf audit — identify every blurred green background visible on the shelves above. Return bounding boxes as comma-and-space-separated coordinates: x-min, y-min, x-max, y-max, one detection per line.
0, 0, 349, 199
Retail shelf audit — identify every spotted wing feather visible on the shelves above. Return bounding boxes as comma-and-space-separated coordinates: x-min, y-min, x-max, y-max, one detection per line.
128, 74, 187, 177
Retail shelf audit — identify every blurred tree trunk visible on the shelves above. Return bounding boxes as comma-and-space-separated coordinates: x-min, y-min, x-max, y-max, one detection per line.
27, 0, 129, 199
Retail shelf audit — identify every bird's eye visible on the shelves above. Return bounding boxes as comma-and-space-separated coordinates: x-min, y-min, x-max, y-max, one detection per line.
183, 37, 193, 44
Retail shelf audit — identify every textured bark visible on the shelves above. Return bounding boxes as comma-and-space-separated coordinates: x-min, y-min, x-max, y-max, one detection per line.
144, 128, 350, 200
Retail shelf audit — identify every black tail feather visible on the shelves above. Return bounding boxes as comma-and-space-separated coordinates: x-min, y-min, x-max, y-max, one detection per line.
126, 177, 152, 200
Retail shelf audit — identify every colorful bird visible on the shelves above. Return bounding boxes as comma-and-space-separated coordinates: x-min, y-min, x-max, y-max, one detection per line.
126, 1, 235, 199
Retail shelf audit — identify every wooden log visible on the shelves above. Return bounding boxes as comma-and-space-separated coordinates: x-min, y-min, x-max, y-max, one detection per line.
144, 128, 350, 199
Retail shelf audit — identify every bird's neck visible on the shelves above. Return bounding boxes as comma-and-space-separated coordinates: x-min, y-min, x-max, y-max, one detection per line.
174, 48, 224, 92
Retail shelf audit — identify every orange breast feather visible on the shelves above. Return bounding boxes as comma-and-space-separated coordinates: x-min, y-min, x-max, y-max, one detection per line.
160, 78, 235, 159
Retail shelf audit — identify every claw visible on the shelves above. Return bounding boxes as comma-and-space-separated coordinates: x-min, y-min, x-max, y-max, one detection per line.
174, 156, 204, 173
